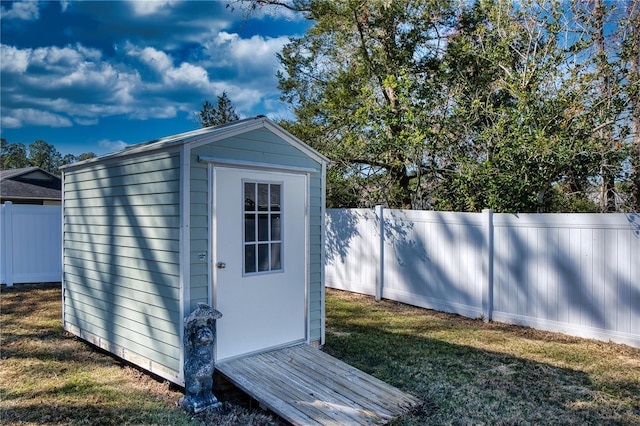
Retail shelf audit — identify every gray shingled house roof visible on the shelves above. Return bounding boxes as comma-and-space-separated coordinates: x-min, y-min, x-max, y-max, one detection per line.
0, 167, 61, 204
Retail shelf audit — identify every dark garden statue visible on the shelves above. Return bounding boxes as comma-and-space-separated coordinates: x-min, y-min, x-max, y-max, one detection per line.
179, 303, 223, 413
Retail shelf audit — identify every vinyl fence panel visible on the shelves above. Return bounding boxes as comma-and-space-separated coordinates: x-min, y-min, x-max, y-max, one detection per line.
381, 209, 485, 319
325, 208, 380, 297
325, 208, 640, 348
491, 213, 640, 345
1, 202, 62, 285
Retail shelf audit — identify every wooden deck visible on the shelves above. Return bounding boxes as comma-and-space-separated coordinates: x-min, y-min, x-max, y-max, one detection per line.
215, 344, 421, 425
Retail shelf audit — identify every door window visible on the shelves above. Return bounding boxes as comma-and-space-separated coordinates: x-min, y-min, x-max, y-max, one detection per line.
243, 181, 282, 274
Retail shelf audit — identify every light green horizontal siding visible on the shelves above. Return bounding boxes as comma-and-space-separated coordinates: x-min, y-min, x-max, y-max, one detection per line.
65, 248, 179, 278
196, 129, 321, 170
64, 232, 177, 253
64, 240, 178, 264
189, 129, 325, 342
64, 215, 178, 228
64, 269, 181, 306
64, 203, 179, 217
189, 151, 209, 311
308, 169, 324, 343
190, 285, 208, 304
64, 283, 180, 327
63, 150, 182, 377
65, 192, 178, 208
64, 176, 180, 197
64, 155, 180, 182
64, 308, 179, 368
65, 223, 179, 241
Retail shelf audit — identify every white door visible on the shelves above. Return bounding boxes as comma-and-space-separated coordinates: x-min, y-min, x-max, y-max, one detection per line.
213, 167, 307, 361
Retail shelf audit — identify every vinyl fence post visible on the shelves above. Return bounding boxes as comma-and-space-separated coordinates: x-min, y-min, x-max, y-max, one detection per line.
2, 202, 14, 286
375, 205, 384, 301
482, 208, 494, 322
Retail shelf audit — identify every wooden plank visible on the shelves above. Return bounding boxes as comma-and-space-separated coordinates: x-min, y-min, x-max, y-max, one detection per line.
293, 346, 419, 416
233, 353, 362, 425
216, 344, 421, 426
269, 346, 397, 412
279, 345, 418, 413
220, 355, 369, 426
260, 354, 395, 424
217, 357, 321, 425
256, 350, 384, 425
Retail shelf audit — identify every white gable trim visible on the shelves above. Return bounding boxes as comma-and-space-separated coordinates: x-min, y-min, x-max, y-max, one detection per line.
61, 117, 328, 172
261, 119, 329, 165
198, 156, 318, 174
189, 118, 329, 166
187, 118, 268, 150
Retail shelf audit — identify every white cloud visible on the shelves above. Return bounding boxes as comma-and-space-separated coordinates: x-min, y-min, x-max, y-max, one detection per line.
1, 7, 299, 132
29, 44, 103, 73
128, 0, 181, 17
99, 139, 129, 152
221, 32, 289, 65
205, 32, 289, 80
2, 108, 72, 128
200, 32, 292, 114
0, 1, 40, 20
127, 44, 173, 73
0, 44, 31, 72
0, 114, 22, 128
129, 105, 178, 120
124, 44, 214, 96
74, 117, 99, 126
1, 45, 139, 130
1, 43, 103, 75
165, 62, 210, 87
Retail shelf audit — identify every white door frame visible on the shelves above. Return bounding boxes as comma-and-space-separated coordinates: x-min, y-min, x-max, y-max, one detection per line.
207, 160, 312, 360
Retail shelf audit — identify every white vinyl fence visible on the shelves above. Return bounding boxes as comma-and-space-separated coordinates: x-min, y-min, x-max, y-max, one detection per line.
325, 208, 640, 348
1, 202, 62, 285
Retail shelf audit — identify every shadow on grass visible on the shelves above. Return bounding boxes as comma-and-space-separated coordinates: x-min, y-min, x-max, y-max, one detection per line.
1, 403, 185, 426
323, 290, 640, 426
1, 283, 283, 426
0, 285, 187, 425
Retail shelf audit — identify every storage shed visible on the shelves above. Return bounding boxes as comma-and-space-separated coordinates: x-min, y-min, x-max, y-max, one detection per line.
62, 117, 328, 385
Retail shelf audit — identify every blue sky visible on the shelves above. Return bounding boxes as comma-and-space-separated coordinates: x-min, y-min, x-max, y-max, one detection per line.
1, 0, 311, 156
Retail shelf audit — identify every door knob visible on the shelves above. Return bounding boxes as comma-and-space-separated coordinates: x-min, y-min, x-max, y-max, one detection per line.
216, 262, 226, 269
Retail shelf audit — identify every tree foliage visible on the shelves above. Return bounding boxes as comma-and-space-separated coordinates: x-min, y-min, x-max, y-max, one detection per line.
275, 0, 456, 208
27, 140, 62, 174
1, 138, 97, 175
196, 92, 240, 127
253, 0, 639, 212
1, 138, 29, 170
436, 0, 605, 212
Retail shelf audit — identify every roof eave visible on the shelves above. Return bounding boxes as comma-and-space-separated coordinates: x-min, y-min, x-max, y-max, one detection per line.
60, 116, 329, 171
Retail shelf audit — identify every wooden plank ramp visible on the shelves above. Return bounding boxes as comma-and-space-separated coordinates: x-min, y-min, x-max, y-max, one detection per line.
215, 344, 421, 425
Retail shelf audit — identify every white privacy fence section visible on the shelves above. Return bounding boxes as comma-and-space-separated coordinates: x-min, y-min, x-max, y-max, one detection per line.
1, 202, 62, 286
325, 208, 640, 348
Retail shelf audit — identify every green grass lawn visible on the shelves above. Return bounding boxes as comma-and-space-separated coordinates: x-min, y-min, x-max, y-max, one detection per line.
0, 283, 279, 426
1, 283, 638, 425
323, 289, 640, 425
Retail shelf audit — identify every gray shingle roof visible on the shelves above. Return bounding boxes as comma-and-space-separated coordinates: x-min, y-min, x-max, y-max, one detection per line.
0, 167, 61, 201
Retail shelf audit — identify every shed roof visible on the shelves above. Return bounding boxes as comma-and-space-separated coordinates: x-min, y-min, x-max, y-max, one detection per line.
61, 116, 328, 171
0, 167, 61, 201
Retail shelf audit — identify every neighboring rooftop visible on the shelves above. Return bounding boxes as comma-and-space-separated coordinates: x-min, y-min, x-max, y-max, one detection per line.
0, 167, 61, 204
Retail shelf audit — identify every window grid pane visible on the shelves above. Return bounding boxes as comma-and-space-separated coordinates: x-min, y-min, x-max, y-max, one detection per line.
243, 181, 283, 274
